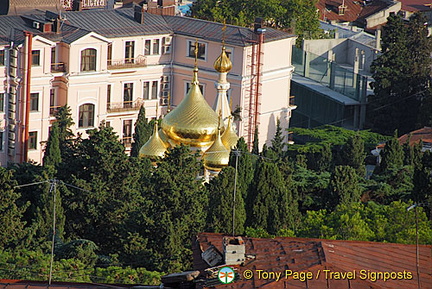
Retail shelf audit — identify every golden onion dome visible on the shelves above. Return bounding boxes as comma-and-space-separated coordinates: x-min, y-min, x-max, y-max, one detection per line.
203, 127, 230, 171
221, 117, 239, 149
213, 46, 232, 73
161, 67, 219, 148
139, 122, 169, 159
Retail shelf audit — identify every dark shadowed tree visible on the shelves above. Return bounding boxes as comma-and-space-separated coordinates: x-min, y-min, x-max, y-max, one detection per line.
207, 166, 246, 235
130, 106, 153, 157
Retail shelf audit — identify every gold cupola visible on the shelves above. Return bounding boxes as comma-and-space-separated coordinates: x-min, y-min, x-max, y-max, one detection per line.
213, 46, 232, 73
203, 118, 230, 172
161, 48, 219, 148
139, 121, 169, 159
221, 116, 239, 149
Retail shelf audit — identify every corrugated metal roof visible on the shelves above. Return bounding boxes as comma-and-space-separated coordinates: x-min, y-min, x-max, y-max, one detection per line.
0, 8, 294, 47
162, 15, 293, 46
63, 9, 173, 38
194, 233, 432, 289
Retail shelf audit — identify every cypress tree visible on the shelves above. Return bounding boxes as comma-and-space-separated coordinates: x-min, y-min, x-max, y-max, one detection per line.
248, 158, 298, 234
0, 167, 28, 249
252, 127, 259, 155
340, 133, 366, 176
145, 145, 208, 272
229, 137, 254, 200
130, 106, 153, 157
271, 118, 285, 157
43, 122, 62, 168
207, 166, 246, 235
329, 166, 362, 208
379, 132, 404, 173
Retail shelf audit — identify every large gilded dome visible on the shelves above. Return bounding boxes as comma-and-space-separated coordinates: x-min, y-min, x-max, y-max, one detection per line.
161, 67, 219, 148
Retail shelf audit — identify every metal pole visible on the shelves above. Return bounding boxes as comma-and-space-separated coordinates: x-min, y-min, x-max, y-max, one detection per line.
232, 150, 239, 236
49, 180, 57, 285
415, 205, 421, 289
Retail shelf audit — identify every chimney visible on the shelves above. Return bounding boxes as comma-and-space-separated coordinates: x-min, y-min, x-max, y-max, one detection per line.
375, 28, 381, 51
73, 0, 83, 11
223, 237, 245, 265
134, 4, 145, 24
254, 17, 263, 33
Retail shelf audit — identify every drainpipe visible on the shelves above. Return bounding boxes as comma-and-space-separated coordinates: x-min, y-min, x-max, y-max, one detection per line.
22, 31, 32, 162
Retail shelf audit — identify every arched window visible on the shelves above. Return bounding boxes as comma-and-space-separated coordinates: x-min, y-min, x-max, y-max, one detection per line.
78, 103, 95, 128
81, 48, 97, 71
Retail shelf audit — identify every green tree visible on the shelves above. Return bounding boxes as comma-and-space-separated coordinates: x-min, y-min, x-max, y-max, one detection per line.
340, 133, 365, 176
130, 106, 153, 157
248, 158, 298, 234
0, 168, 28, 249
369, 13, 432, 134
207, 166, 246, 235
144, 145, 208, 272
230, 138, 255, 200
270, 118, 285, 157
329, 166, 362, 208
43, 122, 62, 168
252, 127, 259, 155
62, 124, 147, 258
379, 133, 404, 173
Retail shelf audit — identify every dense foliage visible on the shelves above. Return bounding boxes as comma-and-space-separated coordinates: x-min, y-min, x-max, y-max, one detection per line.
190, 0, 323, 44
368, 13, 432, 135
1, 106, 431, 284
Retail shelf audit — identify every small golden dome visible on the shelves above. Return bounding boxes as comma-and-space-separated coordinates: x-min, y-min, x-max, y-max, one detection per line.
203, 127, 230, 172
214, 46, 232, 73
221, 117, 239, 149
161, 67, 219, 148
139, 122, 169, 159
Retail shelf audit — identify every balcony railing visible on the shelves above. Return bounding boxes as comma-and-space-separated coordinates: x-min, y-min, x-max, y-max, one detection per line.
107, 98, 143, 112
107, 55, 146, 70
51, 62, 66, 73
50, 105, 61, 116
122, 137, 132, 147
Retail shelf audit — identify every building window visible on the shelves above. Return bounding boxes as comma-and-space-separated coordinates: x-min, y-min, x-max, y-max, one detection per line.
0, 93, 4, 112
123, 83, 133, 108
107, 84, 111, 110
143, 81, 150, 100
81, 48, 97, 71
106, 121, 111, 128
123, 119, 133, 146
32, 50, 40, 66
152, 39, 160, 55
145, 40, 151, 55
0, 131, 3, 151
30, 93, 39, 111
0, 50, 5, 66
78, 103, 95, 128
51, 47, 56, 64
49, 89, 58, 116
151, 81, 158, 99
28, 131, 37, 150
186, 82, 204, 95
188, 41, 206, 60
107, 43, 112, 66
162, 37, 171, 54
125, 41, 135, 63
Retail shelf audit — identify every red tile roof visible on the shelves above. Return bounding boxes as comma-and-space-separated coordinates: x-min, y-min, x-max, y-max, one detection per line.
398, 127, 432, 146
317, 0, 390, 26
400, 0, 432, 12
193, 233, 432, 289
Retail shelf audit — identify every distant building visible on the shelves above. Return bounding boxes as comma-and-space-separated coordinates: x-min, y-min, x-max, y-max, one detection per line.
0, 4, 296, 166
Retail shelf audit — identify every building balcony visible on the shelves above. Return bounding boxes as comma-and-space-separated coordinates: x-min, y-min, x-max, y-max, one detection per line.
51, 62, 66, 73
107, 56, 147, 70
122, 137, 132, 148
107, 98, 143, 113
49, 105, 61, 116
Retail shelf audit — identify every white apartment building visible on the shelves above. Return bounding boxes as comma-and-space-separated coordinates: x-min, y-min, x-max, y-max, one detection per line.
0, 5, 296, 166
